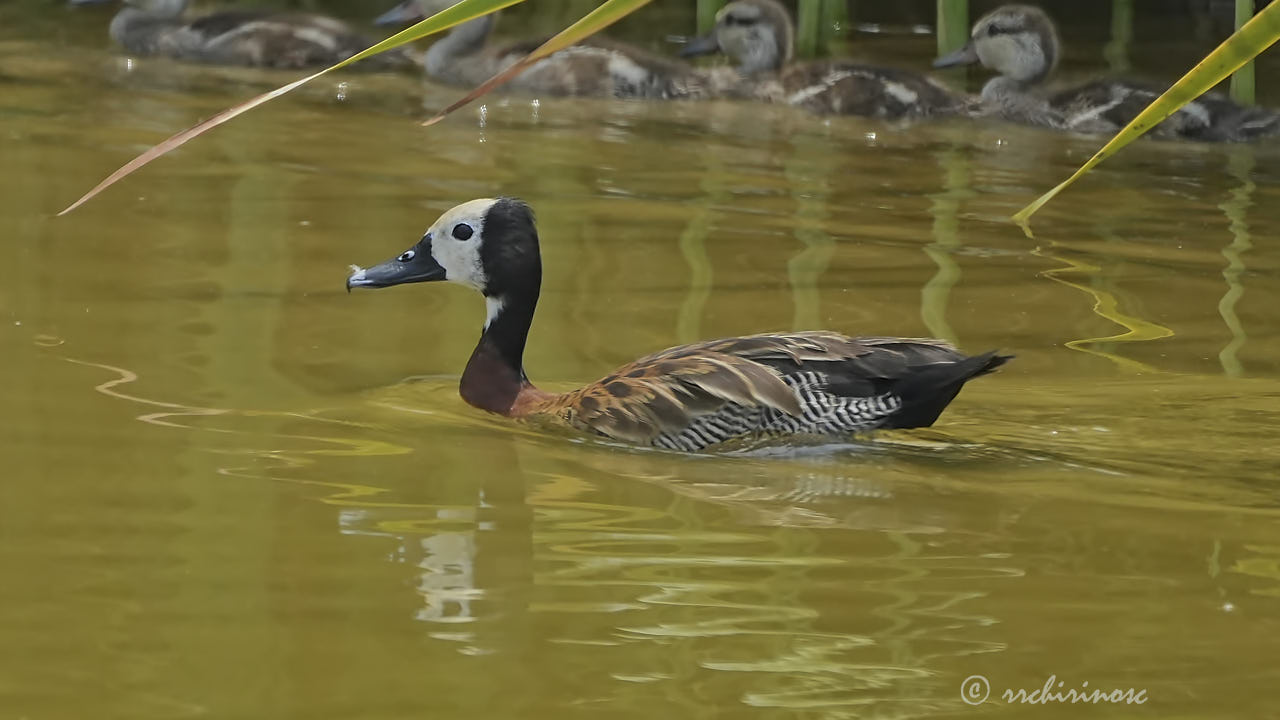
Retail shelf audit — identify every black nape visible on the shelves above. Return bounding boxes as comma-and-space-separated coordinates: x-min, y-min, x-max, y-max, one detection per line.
478, 197, 541, 300
475, 197, 542, 378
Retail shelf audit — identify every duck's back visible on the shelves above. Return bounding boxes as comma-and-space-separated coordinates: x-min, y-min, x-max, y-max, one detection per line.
748, 63, 967, 118
1050, 79, 1168, 135
474, 36, 703, 99
538, 332, 1008, 451
109, 9, 192, 57
1051, 79, 1280, 142
203, 12, 410, 69
114, 8, 405, 70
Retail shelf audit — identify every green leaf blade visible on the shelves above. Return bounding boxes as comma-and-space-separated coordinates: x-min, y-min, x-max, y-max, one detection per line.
58, 0, 531, 216
1013, 1, 1280, 226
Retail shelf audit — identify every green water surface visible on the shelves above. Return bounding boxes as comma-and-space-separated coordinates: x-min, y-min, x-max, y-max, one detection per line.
3, 3, 1279, 718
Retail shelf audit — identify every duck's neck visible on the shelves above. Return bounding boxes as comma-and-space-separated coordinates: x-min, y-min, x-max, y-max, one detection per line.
460, 287, 542, 416
981, 75, 1034, 100
425, 14, 496, 78
737, 39, 784, 75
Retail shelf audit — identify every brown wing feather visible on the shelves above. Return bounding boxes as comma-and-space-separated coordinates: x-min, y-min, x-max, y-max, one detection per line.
532, 332, 964, 444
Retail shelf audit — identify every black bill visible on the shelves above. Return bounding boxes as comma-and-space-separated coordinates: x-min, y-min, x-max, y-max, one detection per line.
933, 43, 980, 68
679, 34, 721, 58
374, 0, 424, 26
347, 241, 445, 291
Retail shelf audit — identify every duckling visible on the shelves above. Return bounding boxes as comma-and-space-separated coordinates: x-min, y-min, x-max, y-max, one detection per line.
933, 4, 1280, 142
374, 0, 713, 99
680, 0, 968, 118
346, 198, 1010, 453
70, 0, 412, 71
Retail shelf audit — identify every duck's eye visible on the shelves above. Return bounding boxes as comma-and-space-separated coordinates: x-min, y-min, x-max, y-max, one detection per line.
724, 14, 756, 27
452, 223, 474, 241
987, 24, 1010, 37
398, 249, 416, 262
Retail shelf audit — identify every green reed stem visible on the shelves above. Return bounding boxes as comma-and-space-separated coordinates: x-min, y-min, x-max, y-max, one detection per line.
796, 0, 822, 58
1104, 0, 1133, 73
935, 0, 969, 56
820, 0, 848, 52
696, 0, 725, 34
1231, 0, 1257, 104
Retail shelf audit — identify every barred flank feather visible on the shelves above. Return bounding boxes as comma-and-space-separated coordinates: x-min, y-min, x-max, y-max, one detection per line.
534, 332, 1010, 451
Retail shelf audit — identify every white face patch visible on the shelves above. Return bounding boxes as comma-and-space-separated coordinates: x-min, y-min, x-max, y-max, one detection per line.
426, 198, 495, 293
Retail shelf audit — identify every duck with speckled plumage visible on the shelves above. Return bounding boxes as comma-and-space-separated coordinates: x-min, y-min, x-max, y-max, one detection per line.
374, 0, 725, 99
934, 4, 1280, 142
680, 0, 970, 119
71, 0, 414, 71
346, 198, 1010, 453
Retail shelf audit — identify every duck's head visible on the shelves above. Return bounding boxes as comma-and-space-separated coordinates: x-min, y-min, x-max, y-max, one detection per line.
69, 0, 188, 17
681, 0, 794, 75
347, 198, 541, 320
933, 4, 1059, 85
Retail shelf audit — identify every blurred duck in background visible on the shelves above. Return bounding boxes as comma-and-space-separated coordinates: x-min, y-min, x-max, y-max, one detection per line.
681, 0, 970, 119
374, 0, 724, 99
70, 0, 414, 71
934, 3, 1280, 142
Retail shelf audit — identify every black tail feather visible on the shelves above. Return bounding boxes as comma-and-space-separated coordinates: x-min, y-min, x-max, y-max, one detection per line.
883, 351, 1011, 429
